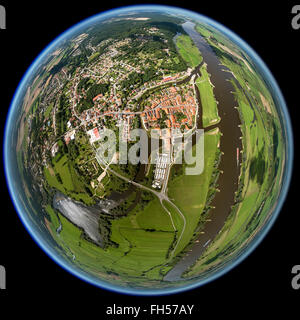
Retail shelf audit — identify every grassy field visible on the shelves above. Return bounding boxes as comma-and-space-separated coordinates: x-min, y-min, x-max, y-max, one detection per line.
136, 197, 174, 232
109, 193, 178, 278
176, 35, 203, 67
44, 153, 95, 205
196, 64, 220, 128
46, 206, 126, 281
111, 227, 174, 274
45, 187, 177, 284
167, 129, 221, 256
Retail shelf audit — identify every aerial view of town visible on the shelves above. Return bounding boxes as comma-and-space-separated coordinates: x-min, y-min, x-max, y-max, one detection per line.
11, 8, 286, 292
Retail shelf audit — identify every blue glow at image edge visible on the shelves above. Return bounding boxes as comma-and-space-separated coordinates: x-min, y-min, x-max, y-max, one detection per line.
3, 4, 294, 296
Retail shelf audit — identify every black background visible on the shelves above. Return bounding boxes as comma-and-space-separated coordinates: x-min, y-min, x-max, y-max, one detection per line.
0, 0, 298, 316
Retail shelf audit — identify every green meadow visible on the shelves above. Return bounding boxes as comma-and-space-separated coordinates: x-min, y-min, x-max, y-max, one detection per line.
176, 34, 203, 67
45, 189, 178, 284
196, 64, 220, 127
44, 153, 95, 205
167, 129, 221, 256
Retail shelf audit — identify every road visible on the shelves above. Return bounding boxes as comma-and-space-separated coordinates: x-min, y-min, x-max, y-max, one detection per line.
106, 165, 187, 258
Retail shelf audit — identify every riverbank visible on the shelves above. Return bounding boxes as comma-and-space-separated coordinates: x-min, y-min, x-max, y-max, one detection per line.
164, 20, 243, 281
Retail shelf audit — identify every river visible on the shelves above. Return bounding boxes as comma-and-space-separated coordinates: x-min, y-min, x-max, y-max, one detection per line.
164, 21, 243, 281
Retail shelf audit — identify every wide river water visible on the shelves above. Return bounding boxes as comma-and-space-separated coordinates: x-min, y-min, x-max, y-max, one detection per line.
164, 21, 243, 281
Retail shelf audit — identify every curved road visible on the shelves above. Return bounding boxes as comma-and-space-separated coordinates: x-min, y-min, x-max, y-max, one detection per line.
106, 166, 187, 258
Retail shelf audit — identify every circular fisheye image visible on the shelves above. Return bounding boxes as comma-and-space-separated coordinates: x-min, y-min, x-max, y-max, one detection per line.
4, 5, 293, 295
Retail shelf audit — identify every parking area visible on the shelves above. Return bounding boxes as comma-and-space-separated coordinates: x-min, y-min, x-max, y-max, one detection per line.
152, 153, 170, 189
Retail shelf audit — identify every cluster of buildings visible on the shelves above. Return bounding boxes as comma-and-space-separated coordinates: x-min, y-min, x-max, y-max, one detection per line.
49, 35, 197, 166
127, 71, 186, 102
161, 74, 180, 83
141, 85, 197, 131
